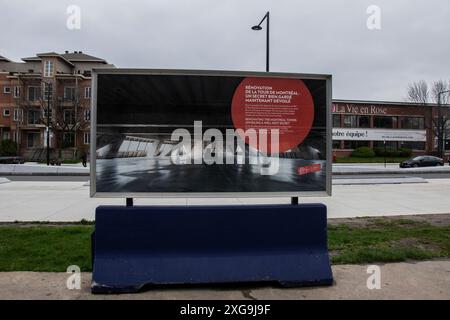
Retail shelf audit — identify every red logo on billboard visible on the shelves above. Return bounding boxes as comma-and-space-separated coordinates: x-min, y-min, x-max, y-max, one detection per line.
231, 77, 314, 153
297, 164, 322, 175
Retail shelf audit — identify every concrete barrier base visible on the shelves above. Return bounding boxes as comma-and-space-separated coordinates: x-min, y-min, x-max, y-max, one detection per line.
91, 204, 333, 293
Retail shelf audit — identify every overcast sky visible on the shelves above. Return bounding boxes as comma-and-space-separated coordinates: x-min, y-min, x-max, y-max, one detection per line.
1, 0, 449, 101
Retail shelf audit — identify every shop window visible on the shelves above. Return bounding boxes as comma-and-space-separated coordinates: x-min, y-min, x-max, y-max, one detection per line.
332, 140, 341, 149
373, 141, 398, 149
373, 116, 397, 128
358, 115, 370, 128
401, 117, 424, 129
343, 115, 357, 128
399, 141, 425, 150
332, 114, 341, 128
343, 140, 370, 149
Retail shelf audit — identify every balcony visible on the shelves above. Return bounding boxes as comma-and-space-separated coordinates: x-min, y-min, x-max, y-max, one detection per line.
58, 97, 75, 107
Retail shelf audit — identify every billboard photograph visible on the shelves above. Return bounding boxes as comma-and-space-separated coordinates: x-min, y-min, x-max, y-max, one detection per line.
91, 69, 331, 196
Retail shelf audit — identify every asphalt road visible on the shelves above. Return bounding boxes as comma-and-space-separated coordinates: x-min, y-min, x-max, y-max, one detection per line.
4, 172, 450, 181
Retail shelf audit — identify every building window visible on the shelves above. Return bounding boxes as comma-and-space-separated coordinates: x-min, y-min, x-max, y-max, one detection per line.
332, 140, 341, 149
373, 141, 398, 149
64, 87, 76, 101
63, 132, 75, 148
2, 131, 10, 140
44, 60, 54, 77
343, 115, 357, 128
401, 117, 424, 129
84, 87, 91, 99
358, 115, 370, 128
3, 86, 11, 94
343, 115, 370, 128
3, 108, 10, 117
332, 114, 341, 128
13, 86, 20, 98
63, 109, 75, 124
27, 132, 41, 148
84, 132, 90, 144
13, 108, 21, 121
373, 116, 397, 129
343, 140, 370, 149
13, 131, 19, 143
399, 141, 425, 150
27, 109, 41, 125
42, 107, 53, 119
28, 86, 41, 101
84, 109, 90, 121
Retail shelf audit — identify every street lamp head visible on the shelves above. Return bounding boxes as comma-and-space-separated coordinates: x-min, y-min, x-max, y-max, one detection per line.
251, 25, 262, 31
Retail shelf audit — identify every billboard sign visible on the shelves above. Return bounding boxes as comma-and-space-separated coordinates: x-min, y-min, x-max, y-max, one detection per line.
332, 128, 426, 142
91, 69, 332, 197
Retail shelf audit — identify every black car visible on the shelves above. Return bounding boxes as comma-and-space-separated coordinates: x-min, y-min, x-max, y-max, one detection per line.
0, 156, 25, 164
400, 155, 444, 168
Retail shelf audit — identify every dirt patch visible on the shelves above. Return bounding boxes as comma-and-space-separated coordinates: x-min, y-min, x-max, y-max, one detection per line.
390, 237, 442, 254
328, 213, 450, 228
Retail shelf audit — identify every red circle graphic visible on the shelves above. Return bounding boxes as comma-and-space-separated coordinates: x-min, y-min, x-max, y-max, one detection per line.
231, 77, 314, 153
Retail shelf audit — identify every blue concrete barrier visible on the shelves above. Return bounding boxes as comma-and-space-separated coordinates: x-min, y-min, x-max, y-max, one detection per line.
91, 204, 333, 293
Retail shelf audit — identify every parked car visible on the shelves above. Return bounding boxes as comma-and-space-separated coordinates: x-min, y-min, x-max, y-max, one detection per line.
399, 155, 444, 168
0, 156, 25, 164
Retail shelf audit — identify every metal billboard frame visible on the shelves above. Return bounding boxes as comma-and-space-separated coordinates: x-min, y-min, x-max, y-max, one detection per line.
90, 68, 332, 198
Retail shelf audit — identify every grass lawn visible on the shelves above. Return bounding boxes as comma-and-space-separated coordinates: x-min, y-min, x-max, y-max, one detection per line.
335, 156, 409, 163
0, 218, 448, 271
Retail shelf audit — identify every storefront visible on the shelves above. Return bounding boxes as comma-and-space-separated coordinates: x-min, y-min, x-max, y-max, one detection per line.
332, 100, 450, 157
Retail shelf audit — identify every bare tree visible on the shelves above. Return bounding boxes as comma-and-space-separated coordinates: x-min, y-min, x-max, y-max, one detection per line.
406, 80, 429, 105
431, 80, 450, 104
40, 80, 89, 160
406, 80, 450, 157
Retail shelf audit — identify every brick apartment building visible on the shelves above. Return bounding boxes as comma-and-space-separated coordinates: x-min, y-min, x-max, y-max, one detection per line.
0, 51, 114, 160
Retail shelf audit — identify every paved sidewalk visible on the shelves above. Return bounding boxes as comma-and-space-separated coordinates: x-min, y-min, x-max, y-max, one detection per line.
1, 178, 450, 221
0, 163, 88, 175
0, 260, 448, 299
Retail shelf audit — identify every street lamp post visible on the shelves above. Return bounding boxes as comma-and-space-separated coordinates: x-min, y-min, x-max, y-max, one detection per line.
437, 90, 450, 158
251, 11, 270, 72
251, 12, 300, 205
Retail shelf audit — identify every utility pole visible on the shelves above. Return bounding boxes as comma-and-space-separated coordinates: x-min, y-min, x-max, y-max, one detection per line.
437, 90, 450, 158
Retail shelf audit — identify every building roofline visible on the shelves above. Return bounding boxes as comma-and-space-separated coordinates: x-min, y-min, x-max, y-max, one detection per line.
36, 52, 75, 67
333, 99, 450, 108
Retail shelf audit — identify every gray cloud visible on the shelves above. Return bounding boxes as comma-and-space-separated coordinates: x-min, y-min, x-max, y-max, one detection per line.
1, 0, 449, 101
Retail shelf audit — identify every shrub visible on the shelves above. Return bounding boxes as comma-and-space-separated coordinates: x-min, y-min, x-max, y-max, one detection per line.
0, 139, 18, 156
351, 146, 375, 158
374, 147, 402, 157
398, 147, 412, 157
